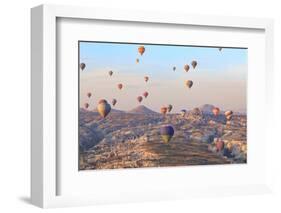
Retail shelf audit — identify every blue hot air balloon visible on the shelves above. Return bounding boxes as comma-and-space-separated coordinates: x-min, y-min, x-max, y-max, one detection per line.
160, 125, 175, 143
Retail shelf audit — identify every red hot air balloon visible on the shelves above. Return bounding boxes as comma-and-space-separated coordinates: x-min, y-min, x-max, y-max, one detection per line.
97, 99, 111, 118
143, 91, 149, 98
191, 60, 198, 69
84, 103, 89, 109
137, 96, 143, 103
138, 46, 145, 56
112, 99, 117, 106
144, 76, 149, 82
160, 125, 175, 143
87, 92, 92, 98
117, 83, 123, 90
184, 64, 190, 72
212, 107, 220, 116
80, 63, 86, 71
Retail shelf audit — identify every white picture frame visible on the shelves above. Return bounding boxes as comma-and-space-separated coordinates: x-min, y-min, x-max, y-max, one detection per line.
31, 4, 274, 208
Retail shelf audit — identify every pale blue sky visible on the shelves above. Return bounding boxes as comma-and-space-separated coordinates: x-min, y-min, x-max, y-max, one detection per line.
79, 42, 247, 112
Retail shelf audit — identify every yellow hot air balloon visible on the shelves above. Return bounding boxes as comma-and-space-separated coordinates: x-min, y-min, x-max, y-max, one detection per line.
97, 99, 111, 118
185, 80, 193, 88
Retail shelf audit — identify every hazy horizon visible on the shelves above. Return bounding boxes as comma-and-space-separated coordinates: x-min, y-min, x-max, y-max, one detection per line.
79, 42, 247, 113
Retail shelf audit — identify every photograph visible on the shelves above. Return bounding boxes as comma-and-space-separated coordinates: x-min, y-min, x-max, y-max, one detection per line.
78, 41, 247, 170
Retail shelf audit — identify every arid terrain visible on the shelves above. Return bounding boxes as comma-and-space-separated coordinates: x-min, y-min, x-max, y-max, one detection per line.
79, 104, 247, 170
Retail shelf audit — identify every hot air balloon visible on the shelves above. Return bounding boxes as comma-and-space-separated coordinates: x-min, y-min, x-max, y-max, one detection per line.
137, 96, 143, 103
84, 103, 89, 109
219, 47, 222, 51
97, 99, 111, 118
136, 58, 139, 63
112, 98, 117, 106
191, 60, 197, 69
160, 125, 174, 143
143, 91, 149, 98
225, 110, 233, 117
117, 83, 123, 90
180, 109, 187, 117
144, 76, 149, 82
225, 110, 233, 121
160, 107, 168, 115
184, 64, 190, 72
80, 63, 86, 71
173, 66, 176, 71
87, 92, 92, 98
185, 80, 193, 89
215, 139, 225, 152
109, 70, 113, 76
138, 46, 145, 56
212, 107, 220, 116
167, 104, 173, 112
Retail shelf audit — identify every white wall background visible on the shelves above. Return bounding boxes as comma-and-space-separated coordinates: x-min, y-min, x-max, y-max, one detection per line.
0, 0, 280, 212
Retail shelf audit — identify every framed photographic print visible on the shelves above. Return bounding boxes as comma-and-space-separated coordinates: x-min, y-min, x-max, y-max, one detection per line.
31, 4, 274, 208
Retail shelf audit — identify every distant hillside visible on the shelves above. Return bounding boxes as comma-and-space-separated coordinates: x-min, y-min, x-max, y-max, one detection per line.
128, 105, 158, 114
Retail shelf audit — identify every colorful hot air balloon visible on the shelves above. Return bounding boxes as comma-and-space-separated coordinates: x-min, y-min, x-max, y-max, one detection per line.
160, 107, 168, 115
138, 46, 145, 56
87, 92, 92, 98
117, 83, 123, 90
184, 64, 190, 72
216, 139, 225, 152
144, 76, 149, 82
137, 96, 143, 103
136, 58, 139, 63
180, 109, 187, 117
80, 63, 86, 71
173, 66, 176, 71
109, 70, 113, 76
191, 60, 197, 69
84, 103, 89, 109
97, 99, 111, 118
185, 80, 193, 88
212, 107, 220, 116
143, 91, 149, 98
112, 98, 117, 106
160, 125, 174, 143
167, 104, 173, 112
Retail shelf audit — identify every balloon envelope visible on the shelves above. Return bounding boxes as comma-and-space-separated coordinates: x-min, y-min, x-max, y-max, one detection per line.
144, 76, 149, 82
137, 96, 143, 103
117, 84, 123, 90
173, 66, 176, 71
184, 64, 190, 72
138, 46, 145, 56
136, 58, 139, 63
87, 92, 92, 98
112, 99, 117, 106
80, 63, 86, 70
143, 91, 149, 98
109, 70, 113, 76
191, 60, 197, 69
97, 100, 111, 118
160, 107, 168, 115
185, 80, 193, 88
167, 104, 173, 112
160, 125, 174, 143
84, 103, 89, 109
